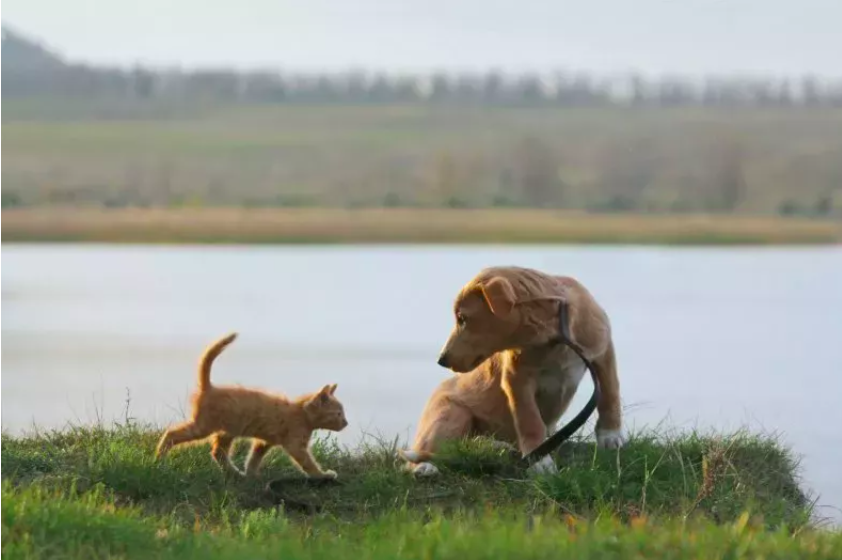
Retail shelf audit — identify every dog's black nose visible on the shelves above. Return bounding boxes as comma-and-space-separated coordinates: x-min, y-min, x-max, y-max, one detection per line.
437, 353, 449, 368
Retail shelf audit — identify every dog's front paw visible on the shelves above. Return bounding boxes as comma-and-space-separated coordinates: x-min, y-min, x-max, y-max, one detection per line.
412, 462, 440, 478
398, 449, 422, 462
596, 428, 626, 449
526, 454, 558, 477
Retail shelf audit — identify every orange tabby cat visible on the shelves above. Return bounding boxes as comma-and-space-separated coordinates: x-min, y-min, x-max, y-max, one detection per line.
155, 332, 348, 479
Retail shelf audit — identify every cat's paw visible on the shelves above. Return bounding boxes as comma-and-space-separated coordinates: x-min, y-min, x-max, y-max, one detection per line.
154, 442, 171, 460
321, 469, 338, 480
222, 465, 247, 479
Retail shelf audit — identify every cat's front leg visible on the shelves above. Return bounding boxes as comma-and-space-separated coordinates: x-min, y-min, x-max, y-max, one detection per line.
284, 441, 337, 479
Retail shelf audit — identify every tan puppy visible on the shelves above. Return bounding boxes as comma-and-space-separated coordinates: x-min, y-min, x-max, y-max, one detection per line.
399, 266, 625, 477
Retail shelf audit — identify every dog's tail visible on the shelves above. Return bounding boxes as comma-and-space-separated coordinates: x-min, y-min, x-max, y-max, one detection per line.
398, 449, 434, 464
197, 332, 238, 392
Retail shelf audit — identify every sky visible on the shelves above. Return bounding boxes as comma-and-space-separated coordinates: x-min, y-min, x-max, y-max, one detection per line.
2, 0, 841, 76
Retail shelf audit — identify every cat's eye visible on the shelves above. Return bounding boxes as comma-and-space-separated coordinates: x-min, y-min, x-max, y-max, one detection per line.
456, 313, 466, 327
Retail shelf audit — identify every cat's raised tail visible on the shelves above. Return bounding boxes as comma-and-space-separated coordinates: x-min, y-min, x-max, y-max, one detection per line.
198, 332, 238, 392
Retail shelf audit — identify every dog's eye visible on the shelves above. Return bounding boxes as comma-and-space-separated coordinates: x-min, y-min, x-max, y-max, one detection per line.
456, 313, 466, 327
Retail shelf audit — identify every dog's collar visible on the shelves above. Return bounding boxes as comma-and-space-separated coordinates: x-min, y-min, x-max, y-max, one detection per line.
520, 298, 575, 350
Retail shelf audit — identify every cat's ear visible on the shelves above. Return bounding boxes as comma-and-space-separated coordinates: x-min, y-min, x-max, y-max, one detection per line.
317, 384, 332, 402
329, 384, 338, 395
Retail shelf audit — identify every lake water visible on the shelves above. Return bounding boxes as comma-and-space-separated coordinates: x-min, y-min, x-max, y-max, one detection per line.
2, 244, 841, 521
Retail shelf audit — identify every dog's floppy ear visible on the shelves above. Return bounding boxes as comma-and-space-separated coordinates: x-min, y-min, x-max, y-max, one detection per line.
480, 276, 516, 317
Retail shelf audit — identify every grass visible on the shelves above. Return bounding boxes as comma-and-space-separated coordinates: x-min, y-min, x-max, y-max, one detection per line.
3, 423, 841, 558
3, 207, 841, 245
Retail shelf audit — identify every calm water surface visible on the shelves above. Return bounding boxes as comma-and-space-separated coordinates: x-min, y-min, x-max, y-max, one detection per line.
2, 244, 841, 521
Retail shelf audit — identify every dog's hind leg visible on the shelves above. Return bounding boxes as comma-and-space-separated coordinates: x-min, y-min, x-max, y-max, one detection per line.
590, 340, 625, 448
563, 294, 625, 449
400, 395, 473, 477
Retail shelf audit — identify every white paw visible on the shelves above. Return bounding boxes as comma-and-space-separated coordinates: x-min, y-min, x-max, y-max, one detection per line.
321, 469, 338, 480
412, 462, 440, 477
596, 428, 626, 449
526, 454, 558, 477
399, 449, 422, 462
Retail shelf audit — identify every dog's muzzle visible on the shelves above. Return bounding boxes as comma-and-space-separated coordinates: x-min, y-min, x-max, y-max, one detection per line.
436, 352, 450, 368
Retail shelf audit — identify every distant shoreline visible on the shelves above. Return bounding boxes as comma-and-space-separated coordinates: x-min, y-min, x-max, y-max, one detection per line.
2, 207, 840, 246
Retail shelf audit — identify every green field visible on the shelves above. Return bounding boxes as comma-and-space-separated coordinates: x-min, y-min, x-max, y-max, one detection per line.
3, 423, 841, 559
3, 104, 842, 215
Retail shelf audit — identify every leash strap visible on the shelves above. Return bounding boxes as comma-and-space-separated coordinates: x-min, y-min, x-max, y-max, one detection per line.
519, 301, 601, 467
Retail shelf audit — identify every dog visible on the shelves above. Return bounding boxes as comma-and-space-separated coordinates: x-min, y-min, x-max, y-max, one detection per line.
399, 266, 625, 477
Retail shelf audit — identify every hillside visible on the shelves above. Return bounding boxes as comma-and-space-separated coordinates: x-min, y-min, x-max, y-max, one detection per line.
4, 425, 841, 559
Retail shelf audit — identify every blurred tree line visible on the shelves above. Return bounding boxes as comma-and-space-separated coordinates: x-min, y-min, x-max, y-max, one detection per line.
4, 27, 842, 109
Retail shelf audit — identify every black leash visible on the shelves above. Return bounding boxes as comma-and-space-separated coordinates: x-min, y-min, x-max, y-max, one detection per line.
519, 300, 601, 468
265, 300, 599, 505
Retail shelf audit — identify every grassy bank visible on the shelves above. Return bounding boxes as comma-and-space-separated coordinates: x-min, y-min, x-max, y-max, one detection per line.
4, 105, 842, 214
3, 424, 840, 558
3, 207, 840, 245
